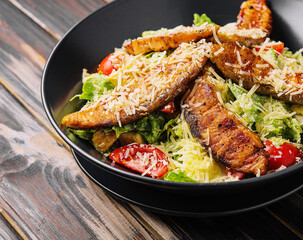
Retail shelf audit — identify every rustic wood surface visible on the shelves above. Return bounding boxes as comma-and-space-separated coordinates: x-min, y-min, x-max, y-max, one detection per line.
0, 0, 303, 239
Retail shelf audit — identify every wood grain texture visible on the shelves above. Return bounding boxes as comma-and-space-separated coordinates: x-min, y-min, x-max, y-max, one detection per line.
0, 0, 57, 119
0, 84, 160, 239
0, 1, 176, 239
9, 0, 108, 38
0, 212, 23, 240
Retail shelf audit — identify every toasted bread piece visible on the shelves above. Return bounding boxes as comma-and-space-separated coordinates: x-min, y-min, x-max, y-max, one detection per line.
92, 129, 117, 153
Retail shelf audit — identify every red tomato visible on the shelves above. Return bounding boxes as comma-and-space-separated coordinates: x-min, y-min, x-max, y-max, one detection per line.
159, 100, 176, 114
255, 42, 284, 55
264, 140, 302, 170
272, 42, 284, 55
97, 53, 116, 76
225, 167, 245, 180
109, 143, 168, 178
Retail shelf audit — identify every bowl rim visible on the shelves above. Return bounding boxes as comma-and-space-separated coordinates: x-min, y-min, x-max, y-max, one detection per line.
41, 0, 303, 189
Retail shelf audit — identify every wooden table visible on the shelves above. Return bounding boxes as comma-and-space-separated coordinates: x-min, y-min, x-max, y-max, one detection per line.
0, 0, 303, 239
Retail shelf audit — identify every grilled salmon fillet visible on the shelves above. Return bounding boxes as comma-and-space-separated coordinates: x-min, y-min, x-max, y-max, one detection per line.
184, 67, 268, 175
62, 41, 212, 129
124, 24, 219, 55
217, 0, 272, 46
210, 43, 303, 105
237, 0, 272, 33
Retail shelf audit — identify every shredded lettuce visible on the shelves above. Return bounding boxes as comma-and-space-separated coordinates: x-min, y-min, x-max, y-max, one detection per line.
156, 118, 226, 183
282, 48, 303, 66
226, 83, 302, 143
193, 13, 215, 26
268, 137, 290, 146
260, 43, 303, 71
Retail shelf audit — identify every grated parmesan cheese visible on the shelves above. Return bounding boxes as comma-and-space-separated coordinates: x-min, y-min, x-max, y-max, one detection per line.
83, 41, 212, 123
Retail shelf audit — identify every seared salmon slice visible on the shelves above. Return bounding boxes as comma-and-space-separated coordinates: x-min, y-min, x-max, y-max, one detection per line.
124, 24, 219, 55
62, 41, 212, 129
210, 43, 303, 105
184, 67, 268, 175
237, 0, 272, 33
216, 0, 272, 46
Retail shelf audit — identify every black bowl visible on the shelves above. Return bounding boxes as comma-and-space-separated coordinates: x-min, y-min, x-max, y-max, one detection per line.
42, 0, 303, 215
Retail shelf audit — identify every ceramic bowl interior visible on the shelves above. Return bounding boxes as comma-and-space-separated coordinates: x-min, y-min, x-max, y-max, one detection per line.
42, 0, 303, 194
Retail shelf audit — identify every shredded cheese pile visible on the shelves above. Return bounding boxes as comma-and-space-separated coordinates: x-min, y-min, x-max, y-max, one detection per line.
253, 39, 303, 98
155, 118, 238, 183
218, 23, 267, 39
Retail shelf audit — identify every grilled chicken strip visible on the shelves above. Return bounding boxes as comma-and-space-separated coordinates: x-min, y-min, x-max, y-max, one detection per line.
184, 66, 268, 175
217, 0, 272, 46
62, 41, 211, 129
210, 43, 303, 105
124, 23, 219, 55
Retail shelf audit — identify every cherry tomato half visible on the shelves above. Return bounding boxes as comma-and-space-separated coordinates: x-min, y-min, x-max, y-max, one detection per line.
97, 53, 116, 76
109, 143, 168, 178
255, 42, 284, 55
225, 167, 245, 180
264, 140, 302, 170
159, 100, 176, 114
271, 42, 284, 55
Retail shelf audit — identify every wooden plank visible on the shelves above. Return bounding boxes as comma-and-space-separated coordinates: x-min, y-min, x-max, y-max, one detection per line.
8, 0, 108, 39
0, 84, 159, 239
150, 208, 301, 240
266, 192, 303, 238
0, 0, 57, 118
0, 214, 23, 240
0, 1, 177, 238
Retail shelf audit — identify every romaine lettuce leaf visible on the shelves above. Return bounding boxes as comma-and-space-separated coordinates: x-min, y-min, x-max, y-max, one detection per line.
70, 129, 96, 141
135, 112, 165, 144
228, 83, 302, 143
75, 73, 114, 102
110, 124, 135, 138
193, 13, 215, 26
165, 171, 198, 183
142, 28, 168, 37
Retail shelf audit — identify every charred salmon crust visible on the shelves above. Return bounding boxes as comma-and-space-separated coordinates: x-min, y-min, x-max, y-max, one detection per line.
62, 41, 212, 129
124, 24, 219, 55
210, 43, 303, 105
216, 0, 272, 47
237, 0, 272, 33
184, 70, 268, 175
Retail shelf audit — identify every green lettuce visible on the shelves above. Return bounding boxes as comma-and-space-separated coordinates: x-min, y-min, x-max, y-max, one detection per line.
193, 13, 215, 26
72, 72, 114, 102
104, 111, 175, 144
110, 124, 135, 138
227, 83, 302, 143
142, 28, 169, 37
135, 112, 166, 144
69, 129, 96, 141
165, 171, 198, 183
